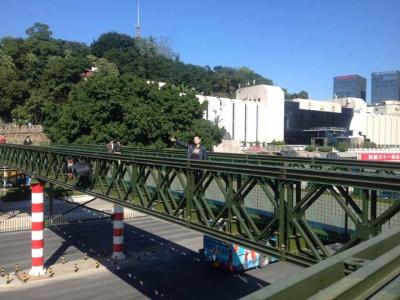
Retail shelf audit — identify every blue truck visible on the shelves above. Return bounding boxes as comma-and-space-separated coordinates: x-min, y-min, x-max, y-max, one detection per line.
203, 235, 277, 272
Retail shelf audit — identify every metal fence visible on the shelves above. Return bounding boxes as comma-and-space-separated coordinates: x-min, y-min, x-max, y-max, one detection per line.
160, 176, 400, 241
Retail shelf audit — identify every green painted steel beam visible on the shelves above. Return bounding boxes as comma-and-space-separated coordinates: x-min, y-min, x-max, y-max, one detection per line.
32, 143, 400, 173
5, 144, 400, 191
241, 228, 400, 300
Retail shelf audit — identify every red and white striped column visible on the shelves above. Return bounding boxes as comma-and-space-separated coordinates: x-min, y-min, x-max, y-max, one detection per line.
112, 204, 125, 260
29, 182, 46, 276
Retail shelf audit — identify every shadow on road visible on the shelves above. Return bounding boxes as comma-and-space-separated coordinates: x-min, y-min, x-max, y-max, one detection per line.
46, 217, 269, 300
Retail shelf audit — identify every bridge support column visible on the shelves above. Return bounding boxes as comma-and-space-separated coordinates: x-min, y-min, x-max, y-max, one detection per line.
29, 182, 46, 276
48, 183, 54, 216
112, 204, 125, 260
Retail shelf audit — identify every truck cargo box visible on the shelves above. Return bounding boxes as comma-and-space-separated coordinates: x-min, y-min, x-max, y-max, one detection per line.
203, 235, 277, 272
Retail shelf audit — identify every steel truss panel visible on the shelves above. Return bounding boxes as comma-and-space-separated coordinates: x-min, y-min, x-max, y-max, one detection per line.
241, 228, 400, 299
0, 144, 399, 267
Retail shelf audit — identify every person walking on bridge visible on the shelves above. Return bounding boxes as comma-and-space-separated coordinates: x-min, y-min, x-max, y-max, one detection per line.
170, 135, 208, 184
170, 135, 208, 160
107, 139, 122, 154
23, 135, 32, 145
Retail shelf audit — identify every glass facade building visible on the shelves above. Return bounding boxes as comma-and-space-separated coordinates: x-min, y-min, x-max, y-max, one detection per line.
371, 70, 400, 103
333, 75, 367, 101
284, 101, 354, 145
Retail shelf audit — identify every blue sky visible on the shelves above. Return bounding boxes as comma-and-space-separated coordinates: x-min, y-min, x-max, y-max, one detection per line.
0, 0, 399, 101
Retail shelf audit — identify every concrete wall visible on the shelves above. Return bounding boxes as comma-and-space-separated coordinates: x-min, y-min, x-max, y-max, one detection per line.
236, 85, 285, 143
363, 113, 400, 145
220, 98, 233, 138
0, 124, 49, 144
245, 101, 258, 142
232, 99, 246, 141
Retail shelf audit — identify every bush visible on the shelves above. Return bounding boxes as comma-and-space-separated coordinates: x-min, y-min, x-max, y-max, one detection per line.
336, 141, 349, 152
362, 141, 377, 149
319, 146, 333, 152
270, 140, 285, 146
305, 145, 316, 152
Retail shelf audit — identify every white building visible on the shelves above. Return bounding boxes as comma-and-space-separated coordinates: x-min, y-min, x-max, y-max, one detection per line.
322, 97, 400, 146
197, 85, 285, 144
236, 85, 285, 143
369, 100, 400, 116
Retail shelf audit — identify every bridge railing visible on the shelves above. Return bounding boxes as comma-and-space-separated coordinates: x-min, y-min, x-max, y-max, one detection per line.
242, 227, 400, 299
37, 143, 400, 174
0, 144, 399, 266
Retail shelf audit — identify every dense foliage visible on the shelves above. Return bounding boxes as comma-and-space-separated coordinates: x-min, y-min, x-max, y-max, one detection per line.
318, 146, 333, 152
0, 23, 308, 147
46, 75, 222, 148
305, 145, 316, 152
335, 141, 350, 152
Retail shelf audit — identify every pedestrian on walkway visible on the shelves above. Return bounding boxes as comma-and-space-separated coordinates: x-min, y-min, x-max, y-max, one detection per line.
66, 159, 74, 178
114, 140, 122, 154
107, 139, 115, 153
170, 135, 208, 184
23, 136, 33, 145
107, 139, 122, 154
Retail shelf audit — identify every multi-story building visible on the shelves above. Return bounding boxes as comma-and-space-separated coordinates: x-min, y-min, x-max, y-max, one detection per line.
371, 70, 400, 103
197, 85, 285, 145
333, 75, 367, 101
284, 99, 354, 145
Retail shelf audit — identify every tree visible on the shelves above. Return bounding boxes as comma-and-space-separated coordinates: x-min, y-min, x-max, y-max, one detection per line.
285, 90, 309, 100
91, 33, 277, 98
45, 74, 223, 147
154, 36, 179, 60
0, 50, 20, 121
86, 55, 119, 78
91, 32, 135, 57
26, 23, 52, 41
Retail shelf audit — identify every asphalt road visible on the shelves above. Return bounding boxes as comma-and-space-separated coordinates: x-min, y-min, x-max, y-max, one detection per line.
0, 217, 303, 300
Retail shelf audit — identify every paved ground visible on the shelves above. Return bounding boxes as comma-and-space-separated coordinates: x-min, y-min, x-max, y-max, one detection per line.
0, 195, 124, 221
0, 216, 303, 300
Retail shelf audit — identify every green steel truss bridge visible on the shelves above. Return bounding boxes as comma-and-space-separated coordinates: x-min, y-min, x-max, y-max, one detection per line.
1, 144, 399, 267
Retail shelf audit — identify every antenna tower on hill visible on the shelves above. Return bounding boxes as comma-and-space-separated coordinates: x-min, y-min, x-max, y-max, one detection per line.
135, 0, 141, 38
